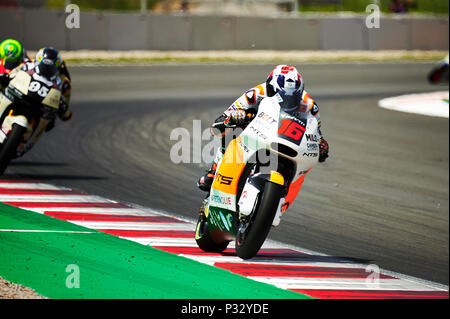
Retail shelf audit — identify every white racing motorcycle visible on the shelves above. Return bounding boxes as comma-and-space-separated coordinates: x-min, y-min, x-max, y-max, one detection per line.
195, 94, 321, 259
0, 69, 61, 175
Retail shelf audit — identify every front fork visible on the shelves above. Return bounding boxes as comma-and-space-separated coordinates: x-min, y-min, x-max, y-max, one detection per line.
238, 171, 286, 227
0, 110, 45, 157
0, 112, 29, 144
195, 197, 209, 240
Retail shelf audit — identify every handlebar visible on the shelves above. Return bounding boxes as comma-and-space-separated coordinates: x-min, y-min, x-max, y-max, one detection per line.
210, 111, 256, 137
211, 122, 237, 129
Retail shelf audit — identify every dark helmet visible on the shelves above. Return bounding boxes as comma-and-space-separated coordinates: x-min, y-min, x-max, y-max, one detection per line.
35, 47, 62, 79
266, 65, 304, 113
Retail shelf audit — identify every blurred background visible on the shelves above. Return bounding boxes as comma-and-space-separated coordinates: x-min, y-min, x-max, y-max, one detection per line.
0, 0, 448, 15
0, 0, 448, 51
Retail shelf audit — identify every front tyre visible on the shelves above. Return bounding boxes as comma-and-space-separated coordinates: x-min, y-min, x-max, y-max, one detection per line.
0, 124, 26, 175
236, 181, 283, 259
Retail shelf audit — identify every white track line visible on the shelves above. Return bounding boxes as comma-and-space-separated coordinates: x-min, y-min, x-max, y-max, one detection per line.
249, 277, 444, 291
2, 182, 448, 296
378, 91, 449, 118
0, 229, 95, 233
71, 221, 193, 231
180, 255, 378, 269
30, 207, 163, 215
0, 183, 69, 190
0, 195, 116, 202
127, 237, 294, 248
125, 237, 199, 247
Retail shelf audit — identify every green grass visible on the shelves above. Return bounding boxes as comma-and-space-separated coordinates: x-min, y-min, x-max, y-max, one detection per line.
0, 203, 310, 299
299, 0, 448, 14
61, 52, 448, 65
46, 0, 160, 11
47, 0, 448, 14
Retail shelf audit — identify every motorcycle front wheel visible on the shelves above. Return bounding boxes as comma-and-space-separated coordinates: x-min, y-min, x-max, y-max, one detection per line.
0, 123, 26, 175
235, 181, 283, 259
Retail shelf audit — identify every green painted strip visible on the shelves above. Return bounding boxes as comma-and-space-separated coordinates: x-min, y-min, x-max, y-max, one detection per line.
0, 203, 311, 299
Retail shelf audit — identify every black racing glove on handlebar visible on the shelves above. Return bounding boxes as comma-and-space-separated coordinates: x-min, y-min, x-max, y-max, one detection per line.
224, 109, 247, 127
319, 138, 329, 163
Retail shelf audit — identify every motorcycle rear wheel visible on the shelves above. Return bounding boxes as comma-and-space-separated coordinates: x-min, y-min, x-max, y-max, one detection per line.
0, 124, 26, 175
195, 207, 230, 253
235, 181, 283, 259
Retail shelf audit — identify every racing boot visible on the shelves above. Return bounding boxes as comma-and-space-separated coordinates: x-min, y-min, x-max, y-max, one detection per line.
197, 163, 217, 192
197, 147, 224, 192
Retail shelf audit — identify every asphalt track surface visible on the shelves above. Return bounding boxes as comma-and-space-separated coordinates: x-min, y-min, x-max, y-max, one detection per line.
3, 63, 449, 285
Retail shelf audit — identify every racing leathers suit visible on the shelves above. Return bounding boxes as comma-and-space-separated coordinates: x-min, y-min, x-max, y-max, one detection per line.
0, 55, 31, 90
198, 82, 329, 210
5, 59, 72, 127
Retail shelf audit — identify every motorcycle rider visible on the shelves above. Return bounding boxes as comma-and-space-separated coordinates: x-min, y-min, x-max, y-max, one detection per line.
6, 47, 72, 127
198, 64, 329, 195
0, 38, 30, 90
428, 54, 449, 84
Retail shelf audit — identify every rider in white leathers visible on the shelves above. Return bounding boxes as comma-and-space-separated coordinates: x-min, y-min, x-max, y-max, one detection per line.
198, 64, 329, 192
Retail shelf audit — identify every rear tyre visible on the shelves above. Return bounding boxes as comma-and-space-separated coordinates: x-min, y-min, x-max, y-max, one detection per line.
195, 205, 230, 253
236, 182, 283, 259
0, 124, 26, 175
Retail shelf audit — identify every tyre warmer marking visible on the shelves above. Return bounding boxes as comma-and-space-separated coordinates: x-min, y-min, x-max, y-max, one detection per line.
0, 179, 448, 299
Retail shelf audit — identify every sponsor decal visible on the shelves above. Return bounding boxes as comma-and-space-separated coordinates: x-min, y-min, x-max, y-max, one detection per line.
280, 65, 295, 74
257, 112, 277, 125
227, 213, 233, 228
302, 152, 318, 157
307, 143, 318, 151
208, 210, 220, 227
280, 113, 307, 127
218, 211, 231, 231
275, 93, 283, 103
217, 173, 233, 185
305, 134, 320, 142
238, 140, 250, 153
248, 125, 268, 140
211, 195, 232, 206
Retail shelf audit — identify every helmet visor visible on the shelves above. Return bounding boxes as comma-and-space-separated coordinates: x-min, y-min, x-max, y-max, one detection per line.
278, 90, 303, 113
36, 59, 58, 78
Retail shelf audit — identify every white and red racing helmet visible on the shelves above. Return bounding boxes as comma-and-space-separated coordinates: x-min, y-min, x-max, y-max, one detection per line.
266, 65, 304, 113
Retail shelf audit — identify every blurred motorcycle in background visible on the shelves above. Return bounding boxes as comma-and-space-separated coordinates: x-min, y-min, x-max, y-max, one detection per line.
0, 69, 62, 174
428, 54, 449, 84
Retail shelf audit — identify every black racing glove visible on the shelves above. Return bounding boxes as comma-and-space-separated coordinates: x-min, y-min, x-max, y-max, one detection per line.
45, 118, 55, 132
58, 98, 72, 121
319, 138, 329, 163
224, 109, 247, 127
